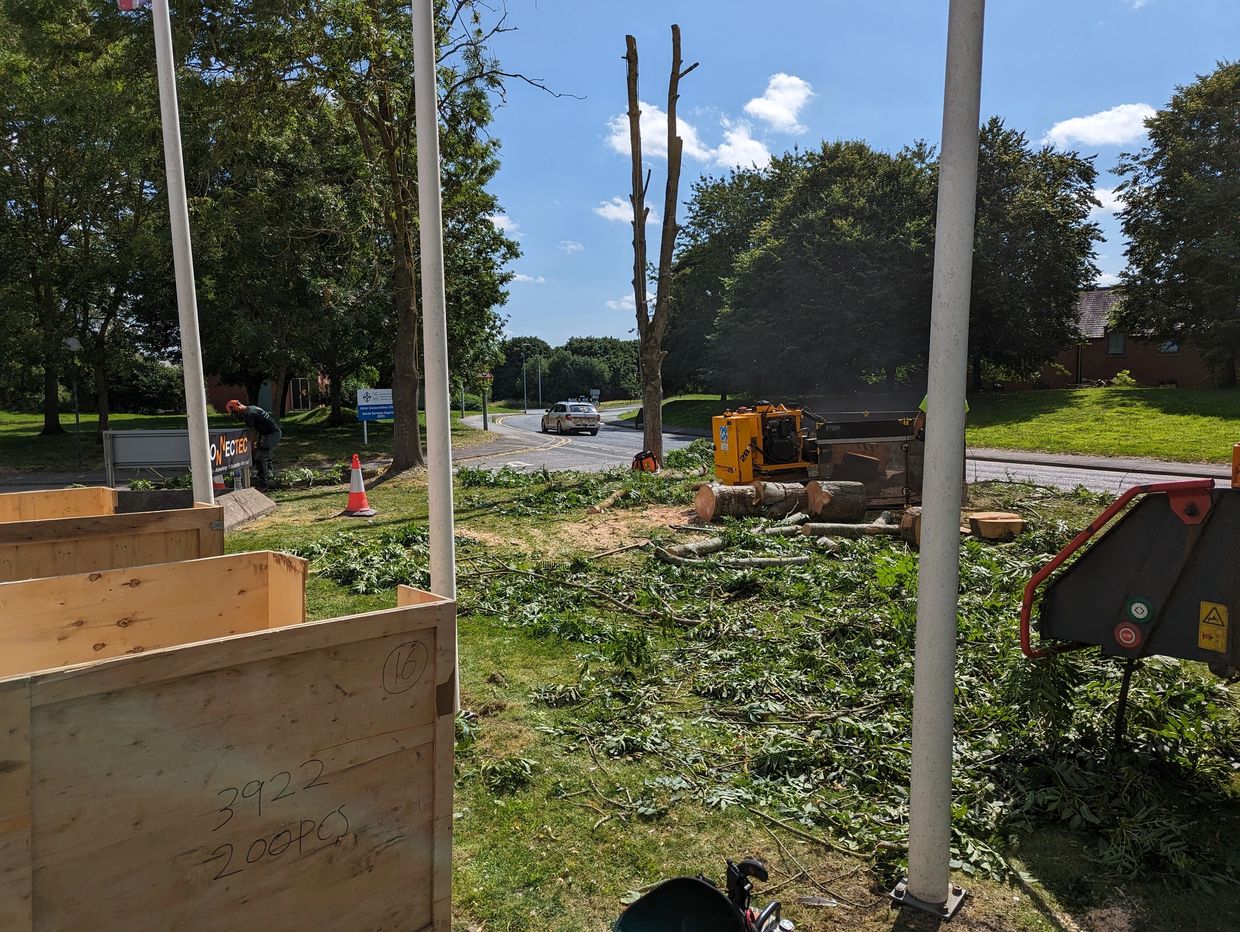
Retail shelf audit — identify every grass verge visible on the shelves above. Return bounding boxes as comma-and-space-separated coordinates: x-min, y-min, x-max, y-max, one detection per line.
0, 407, 489, 472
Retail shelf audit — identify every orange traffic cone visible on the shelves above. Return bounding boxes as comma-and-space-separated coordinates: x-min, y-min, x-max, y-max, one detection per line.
343, 454, 377, 517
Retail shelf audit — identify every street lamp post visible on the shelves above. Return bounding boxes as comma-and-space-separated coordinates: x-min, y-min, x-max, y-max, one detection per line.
537, 355, 543, 410
522, 351, 529, 414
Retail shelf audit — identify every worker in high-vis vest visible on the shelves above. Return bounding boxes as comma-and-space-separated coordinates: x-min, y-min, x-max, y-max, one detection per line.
913, 393, 969, 440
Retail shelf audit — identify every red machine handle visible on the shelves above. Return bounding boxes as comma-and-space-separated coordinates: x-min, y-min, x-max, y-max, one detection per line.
1019, 478, 1216, 658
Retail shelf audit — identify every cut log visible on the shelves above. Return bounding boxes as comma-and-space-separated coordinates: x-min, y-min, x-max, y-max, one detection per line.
758, 525, 801, 537
665, 536, 727, 559
586, 488, 625, 514
719, 555, 812, 568
694, 483, 758, 522
800, 521, 900, 539
804, 481, 867, 523
749, 481, 809, 518
966, 511, 1025, 541
775, 511, 809, 527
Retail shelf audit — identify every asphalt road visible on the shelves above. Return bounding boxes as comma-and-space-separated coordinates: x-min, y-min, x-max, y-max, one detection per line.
460, 412, 695, 472
464, 411, 1229, 496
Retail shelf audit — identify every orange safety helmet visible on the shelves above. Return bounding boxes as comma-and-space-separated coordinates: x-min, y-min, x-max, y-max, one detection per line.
225, 399, 244, 414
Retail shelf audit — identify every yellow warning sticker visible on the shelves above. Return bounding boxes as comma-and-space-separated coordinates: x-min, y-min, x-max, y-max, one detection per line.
1198, 601, 1229, 653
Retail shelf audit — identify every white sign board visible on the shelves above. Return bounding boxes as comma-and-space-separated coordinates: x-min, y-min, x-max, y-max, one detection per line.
357, 388, 394, 422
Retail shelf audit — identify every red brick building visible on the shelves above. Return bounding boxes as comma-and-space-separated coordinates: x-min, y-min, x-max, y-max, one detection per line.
1031, 287, 1212, 388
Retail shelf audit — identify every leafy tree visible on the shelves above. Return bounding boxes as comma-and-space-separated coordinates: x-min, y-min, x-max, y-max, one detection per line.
968, 118, 1101, 389
712, 141, 936, 395
194, 0, 522, 470
562, 336, 639, 398
543, 351, 610, 407
1113, 61, 1240, 384
664, 152, 807, 394
492, 336, 551, 405
0, 0, 151, 433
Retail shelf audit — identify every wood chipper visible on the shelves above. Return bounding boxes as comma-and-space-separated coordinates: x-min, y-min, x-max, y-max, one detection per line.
1021, 478, 1238, 735
711, 402, 924, 507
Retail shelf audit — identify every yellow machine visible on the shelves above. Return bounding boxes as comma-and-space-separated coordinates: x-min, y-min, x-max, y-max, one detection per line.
712, 403, 814, 484
712, 401, 925, 506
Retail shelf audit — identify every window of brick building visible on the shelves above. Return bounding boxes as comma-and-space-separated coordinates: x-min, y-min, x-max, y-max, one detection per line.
1107, 332, 1127, 356
1159, 340, 1180, 355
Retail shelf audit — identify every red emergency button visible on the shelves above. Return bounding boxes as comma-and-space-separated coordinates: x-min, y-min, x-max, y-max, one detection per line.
1114, 622, 1143, 650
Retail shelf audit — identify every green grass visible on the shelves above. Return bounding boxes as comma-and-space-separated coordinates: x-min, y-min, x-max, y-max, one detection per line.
222, 473, 1240, 931
624, 388, 1240, 463
0, 407, 489, 472
966, 388, 1240, 463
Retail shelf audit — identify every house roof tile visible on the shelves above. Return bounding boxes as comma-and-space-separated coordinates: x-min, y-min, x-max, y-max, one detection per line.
1076, 286, 1121, 339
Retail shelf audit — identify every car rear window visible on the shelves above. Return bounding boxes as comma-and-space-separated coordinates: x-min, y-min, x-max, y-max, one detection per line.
569, 404, 596, 413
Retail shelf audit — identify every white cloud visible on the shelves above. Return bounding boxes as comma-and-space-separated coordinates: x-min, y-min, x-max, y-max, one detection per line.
512, 273, 547, 284
1091, 187, 1125, 217
606, 294, 637, 311
594, 196, 659, 225
557, 240, 584, 254
1043, 103, 1155, 147
1097, 271, 1122, 286
1127, 0, 1153, 8
743, 73, 815, 133
606, 101, 713, 161
488, 213, 520, 236
715, 122, 772, 169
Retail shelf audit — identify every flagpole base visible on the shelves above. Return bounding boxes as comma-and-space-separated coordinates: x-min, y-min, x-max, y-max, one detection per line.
889, 880, 967, 920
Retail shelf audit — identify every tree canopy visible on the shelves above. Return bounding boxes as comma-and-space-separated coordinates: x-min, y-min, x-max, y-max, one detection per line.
667, 122, 1102, 397
1114, 61, 1240, 384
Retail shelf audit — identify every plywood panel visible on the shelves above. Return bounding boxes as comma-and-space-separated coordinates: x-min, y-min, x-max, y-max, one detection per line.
0, 595, 455, 931
0, 682, 32, 929
0, 489, 114, 524
0, 505, 224, 583
0, 553, 308, 678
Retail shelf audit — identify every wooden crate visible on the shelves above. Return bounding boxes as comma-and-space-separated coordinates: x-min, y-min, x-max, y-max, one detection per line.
0, 487, 116, 523
0, 488, 223, 582
0, 552, 455, 931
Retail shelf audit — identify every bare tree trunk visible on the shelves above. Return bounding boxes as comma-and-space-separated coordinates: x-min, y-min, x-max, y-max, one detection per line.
40, 362, 63, 436
626, 27, 697, 464
389, 216, 426, 472
328, 365, 346, 425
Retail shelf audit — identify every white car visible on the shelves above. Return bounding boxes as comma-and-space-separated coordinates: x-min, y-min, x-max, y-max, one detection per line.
541, 401, 601, 435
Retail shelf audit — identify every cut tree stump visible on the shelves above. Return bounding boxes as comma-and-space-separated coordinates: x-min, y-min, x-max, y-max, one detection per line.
899, 506, 922, 547
749, 481, 809, 518
805, 481, 867, 523
966, 511, 1025, 541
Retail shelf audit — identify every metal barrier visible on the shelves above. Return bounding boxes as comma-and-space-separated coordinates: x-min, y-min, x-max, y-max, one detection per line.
102, 428, 252, 488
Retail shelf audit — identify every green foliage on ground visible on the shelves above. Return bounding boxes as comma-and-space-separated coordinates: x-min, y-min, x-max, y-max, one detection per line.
228, 473, 1240, 930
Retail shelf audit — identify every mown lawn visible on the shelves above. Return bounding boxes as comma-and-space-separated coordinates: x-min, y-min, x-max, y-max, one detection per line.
225, 466, 1240, 932
966, 387, 1240, 463
626, 389, 1240, 464
0, 407, 489, 472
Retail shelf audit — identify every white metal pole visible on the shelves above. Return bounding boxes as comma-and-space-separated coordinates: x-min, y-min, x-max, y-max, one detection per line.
151, 0, 213, 505
901, 0, 985, 917
411, 0, 457, 610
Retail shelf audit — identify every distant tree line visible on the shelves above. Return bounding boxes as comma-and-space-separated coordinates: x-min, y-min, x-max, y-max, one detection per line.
491, 336, 640, 407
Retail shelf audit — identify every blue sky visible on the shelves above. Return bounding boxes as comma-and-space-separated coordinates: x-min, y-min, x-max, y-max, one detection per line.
482, 0, 1238, 345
